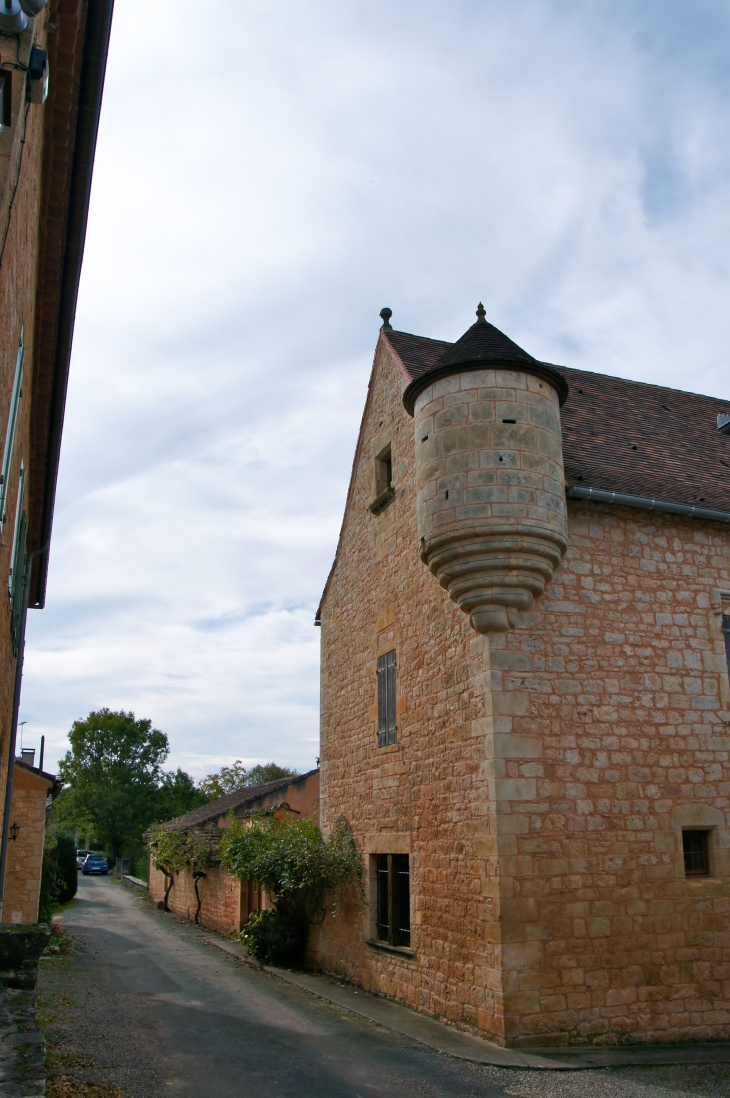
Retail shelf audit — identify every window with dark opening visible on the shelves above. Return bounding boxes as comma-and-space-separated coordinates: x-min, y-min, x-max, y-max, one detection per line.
375, 445, 392, 497
723, 610, 730, 685
683, 830, 710, 877
375, 853, 410, 947
377, 649, 397, 746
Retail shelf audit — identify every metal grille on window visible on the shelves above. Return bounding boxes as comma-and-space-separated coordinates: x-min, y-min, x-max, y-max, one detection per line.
683, 830, 710, 877
377, 649, 397, 747
375, 853, 410, 948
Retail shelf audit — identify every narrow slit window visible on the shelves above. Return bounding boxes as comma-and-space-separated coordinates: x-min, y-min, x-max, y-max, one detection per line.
1, 331, 24, 530
377, 649, 397, 747
683, 830, 710, 877
723, 605, 730, 685
375, 445, 393, 497
374, 853, 410, 947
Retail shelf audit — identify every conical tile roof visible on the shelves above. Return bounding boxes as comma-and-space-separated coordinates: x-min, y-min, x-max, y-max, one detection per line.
402, 304, 569, 413
436, 303, 536, 370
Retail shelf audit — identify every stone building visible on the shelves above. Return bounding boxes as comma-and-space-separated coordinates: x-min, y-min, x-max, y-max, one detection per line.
312, 305, 730, 1048
0, 1, 113, 920
148, 769, 320, 935
3, 756, 59, 924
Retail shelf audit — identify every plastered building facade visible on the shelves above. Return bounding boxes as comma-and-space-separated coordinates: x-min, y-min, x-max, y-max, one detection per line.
312, 307, 730, 1048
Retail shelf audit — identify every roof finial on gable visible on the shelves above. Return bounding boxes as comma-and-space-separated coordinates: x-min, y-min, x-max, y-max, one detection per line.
476, 302, 486, 322
380, 307, 393, 331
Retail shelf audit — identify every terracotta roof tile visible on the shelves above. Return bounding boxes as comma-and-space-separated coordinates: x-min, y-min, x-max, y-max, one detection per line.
386, 330, 730, 514
160, 769, 318, 831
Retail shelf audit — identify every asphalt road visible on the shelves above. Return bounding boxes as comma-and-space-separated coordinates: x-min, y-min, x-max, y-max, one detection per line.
38, 877, 730, 1098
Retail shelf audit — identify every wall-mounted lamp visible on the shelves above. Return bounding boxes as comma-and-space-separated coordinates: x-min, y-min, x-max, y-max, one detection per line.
0, 0, 27, 36
9, 822, 19, 842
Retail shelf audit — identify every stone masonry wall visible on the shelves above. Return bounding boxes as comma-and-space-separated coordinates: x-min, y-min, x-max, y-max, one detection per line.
313, 333, 730, 1047
148, 863, 243, 936
0, 14, 51, 855
4, 766, 51, 924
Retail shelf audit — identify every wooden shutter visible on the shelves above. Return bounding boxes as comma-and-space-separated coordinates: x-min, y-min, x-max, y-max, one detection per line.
377, 650, 397, 747
10, 509, 26, 655
385, 649, 397, 745
0, 336, 24, 529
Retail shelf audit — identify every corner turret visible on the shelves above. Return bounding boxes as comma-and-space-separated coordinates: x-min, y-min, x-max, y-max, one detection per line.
403, 306, 569, 632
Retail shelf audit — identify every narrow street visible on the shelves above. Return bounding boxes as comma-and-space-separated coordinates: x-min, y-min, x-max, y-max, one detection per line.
38, 878, 730, 1098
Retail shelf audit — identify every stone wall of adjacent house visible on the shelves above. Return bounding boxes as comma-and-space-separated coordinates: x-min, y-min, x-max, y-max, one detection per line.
149, 862, 244, 935
313, 334, 730, 1048
0, 15, 51, 861
3, 766, 51, 924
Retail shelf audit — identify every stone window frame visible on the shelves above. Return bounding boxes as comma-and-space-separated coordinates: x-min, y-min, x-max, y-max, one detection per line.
671, 804, 727, 882
363, 834, 415, 958
714, 589, 730, 688
369, 440, 395, 515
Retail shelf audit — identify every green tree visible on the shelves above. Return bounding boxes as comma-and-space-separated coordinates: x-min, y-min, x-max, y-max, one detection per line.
198, 760, 298, 803
54, 709, 169, 857
155, 768, 203, 821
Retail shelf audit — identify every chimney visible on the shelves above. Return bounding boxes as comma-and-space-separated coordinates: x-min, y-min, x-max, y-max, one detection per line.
20, 748, 35, 767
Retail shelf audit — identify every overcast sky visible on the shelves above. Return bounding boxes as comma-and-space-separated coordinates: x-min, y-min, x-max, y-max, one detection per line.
19, 0, 730, 779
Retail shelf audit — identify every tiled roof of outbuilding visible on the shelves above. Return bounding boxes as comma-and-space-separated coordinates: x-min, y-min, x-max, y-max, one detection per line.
160, 769, 319, 831
384, 330, 730, 515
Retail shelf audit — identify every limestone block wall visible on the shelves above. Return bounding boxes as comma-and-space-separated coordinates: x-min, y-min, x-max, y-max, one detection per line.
148, 862, 244, 935
314, 333, 730, 1047
0, 16, 51, 849
4, 766, 52, 924
413, 368, 567, 632
315, 337, 504, 1029
489, 506, 730, 1047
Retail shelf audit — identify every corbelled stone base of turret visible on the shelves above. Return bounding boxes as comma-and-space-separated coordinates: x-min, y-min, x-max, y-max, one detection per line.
421, 523, 567, 633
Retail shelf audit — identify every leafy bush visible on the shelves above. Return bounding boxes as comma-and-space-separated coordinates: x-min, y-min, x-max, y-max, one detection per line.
55, 836, 78, 905
38, 850, 60, 924
240, 909, 309, 967
223, 815, 361, 968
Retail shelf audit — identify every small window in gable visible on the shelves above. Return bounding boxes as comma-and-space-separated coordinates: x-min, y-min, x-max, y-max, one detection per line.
369, 443, 395, 515
377, 649, 397, 747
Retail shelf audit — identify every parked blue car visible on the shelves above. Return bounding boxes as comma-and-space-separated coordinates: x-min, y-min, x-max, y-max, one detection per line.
82, 854, 109, 875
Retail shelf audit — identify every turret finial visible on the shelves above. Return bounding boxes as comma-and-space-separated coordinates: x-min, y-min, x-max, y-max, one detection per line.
476, 302, 486, 322
380, 307, 393, 331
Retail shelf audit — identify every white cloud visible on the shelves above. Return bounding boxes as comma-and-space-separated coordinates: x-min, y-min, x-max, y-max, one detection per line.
21, 0, 730, 777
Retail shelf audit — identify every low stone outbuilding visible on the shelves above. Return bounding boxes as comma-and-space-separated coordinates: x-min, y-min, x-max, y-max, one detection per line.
312, 306, 730, 1049
148, 770, 319, 935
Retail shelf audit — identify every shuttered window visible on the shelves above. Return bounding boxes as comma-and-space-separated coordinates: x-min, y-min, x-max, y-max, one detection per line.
377, 649, 397, 747
9, 466, 26, 655
0, 332, 24, 529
